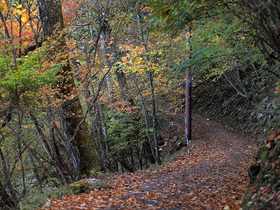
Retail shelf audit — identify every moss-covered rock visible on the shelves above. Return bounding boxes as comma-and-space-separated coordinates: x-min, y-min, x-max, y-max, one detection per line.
243, 130, 280, 209
70, 178, 109, 195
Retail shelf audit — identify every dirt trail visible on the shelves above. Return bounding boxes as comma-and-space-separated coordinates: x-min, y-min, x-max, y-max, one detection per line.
44, 114, 257, 209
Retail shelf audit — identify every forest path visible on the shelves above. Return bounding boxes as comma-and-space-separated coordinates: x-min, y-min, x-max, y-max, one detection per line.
43, 114, 257, 209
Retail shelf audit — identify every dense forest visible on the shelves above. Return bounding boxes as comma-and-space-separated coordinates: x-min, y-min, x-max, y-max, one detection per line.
0, 0, 279, 209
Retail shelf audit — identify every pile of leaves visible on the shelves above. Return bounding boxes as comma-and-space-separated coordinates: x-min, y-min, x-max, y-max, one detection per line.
243, 129, 280, 209
42, 114, 257, 209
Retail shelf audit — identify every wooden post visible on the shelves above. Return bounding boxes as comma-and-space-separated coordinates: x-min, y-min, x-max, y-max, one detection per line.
185, 27, 191, 154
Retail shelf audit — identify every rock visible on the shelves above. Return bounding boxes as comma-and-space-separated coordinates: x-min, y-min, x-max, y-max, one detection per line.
44, 199, 52, 208
70, 178, 109, 195
265, 142, 271, 149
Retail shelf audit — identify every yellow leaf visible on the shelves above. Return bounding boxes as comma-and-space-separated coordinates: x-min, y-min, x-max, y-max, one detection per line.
21, 14, 29, 22
135, 57, 142, 64
122, 57, 128, 63
16, 4, 22, 9
138, 69, 144, 74
23, 9, 28, 14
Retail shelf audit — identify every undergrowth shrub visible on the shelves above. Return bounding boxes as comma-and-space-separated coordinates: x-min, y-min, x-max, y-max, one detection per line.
19, 185, 71, 209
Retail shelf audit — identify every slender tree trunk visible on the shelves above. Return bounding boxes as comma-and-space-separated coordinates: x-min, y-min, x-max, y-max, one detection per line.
100, 19, 114, 101
30, 113, 70, 184
38, 0, 100, 175
16, 112, 26, 195
136, 10, 161, 165
0, 179, 16, 210
99, 19, 135, 172
22, 140, 52, 185
95, 104, 110, 172
0, 148, 18, 208
148, 71, 161, 165
99, 19, 134, 105
131, 73, 156, 163
28, 155, 43, 188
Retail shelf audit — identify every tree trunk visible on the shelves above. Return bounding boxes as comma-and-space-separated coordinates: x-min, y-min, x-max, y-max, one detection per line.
147, 71, 161, 165
0, 148, 18, 209
99, 19, 134, 105
38, 0, 100, 175
99, 19, 135, 171
0, 179, 16, 209
130, 73, 156, 164
136, 9, 161, 165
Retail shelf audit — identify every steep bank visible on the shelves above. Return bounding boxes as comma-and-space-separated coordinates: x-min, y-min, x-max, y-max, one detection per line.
242, 129, 280, 209
192, 75, 279, 137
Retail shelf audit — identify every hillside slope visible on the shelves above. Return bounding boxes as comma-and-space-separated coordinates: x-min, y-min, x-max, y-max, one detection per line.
242, 129, 280, 209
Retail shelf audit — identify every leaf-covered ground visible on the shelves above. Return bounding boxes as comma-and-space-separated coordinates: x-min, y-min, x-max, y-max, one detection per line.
42, 114, 257, 209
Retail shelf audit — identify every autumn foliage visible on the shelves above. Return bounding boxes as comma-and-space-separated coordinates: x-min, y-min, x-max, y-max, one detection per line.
0, 0, 279, 209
